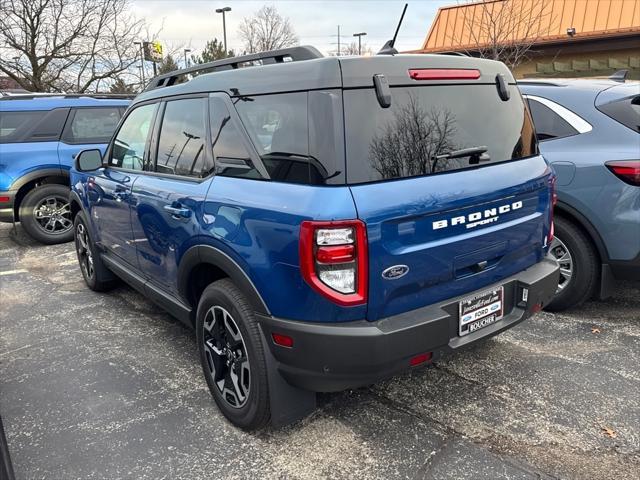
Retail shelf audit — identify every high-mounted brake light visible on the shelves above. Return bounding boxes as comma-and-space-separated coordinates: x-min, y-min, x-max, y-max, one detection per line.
408, 69, 481, 81
606, 161, 640, 186
299, 220, 368, 306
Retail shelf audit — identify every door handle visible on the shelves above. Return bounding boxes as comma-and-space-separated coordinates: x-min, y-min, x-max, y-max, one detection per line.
164, 204, 191, 219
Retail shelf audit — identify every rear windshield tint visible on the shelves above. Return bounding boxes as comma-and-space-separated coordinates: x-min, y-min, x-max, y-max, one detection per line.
597, 95, 640, 133
344, 85, 538, 184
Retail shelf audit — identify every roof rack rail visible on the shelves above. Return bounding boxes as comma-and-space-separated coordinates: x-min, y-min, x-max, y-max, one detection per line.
0, 93, 135, 101
144, 45, 323, 92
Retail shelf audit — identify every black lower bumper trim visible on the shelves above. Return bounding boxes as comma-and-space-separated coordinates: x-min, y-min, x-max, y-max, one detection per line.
257, 258, 559, 392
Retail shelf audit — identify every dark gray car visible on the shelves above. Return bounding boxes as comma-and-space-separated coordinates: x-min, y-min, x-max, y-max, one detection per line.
520, 78, 640, 311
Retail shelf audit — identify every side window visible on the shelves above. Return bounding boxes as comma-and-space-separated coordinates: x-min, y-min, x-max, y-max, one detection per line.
527, 98, 579, 141
0, 110, 68, 143
63, 107, 121, 144
155, 98, 208, 178
210, 97, 260, 179
110, 103, 156, 170
0, 111, 42, 141
597, 95, 640, 132
234, 92, 343, 185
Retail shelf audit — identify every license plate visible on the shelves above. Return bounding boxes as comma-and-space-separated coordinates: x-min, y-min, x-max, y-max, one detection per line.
459, 287, 504, 336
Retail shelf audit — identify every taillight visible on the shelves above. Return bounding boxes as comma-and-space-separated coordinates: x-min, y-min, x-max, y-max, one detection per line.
548, 175, 557, 244
606, 161, 640, 186
0, 196, 10, 203
408, 68, 481, 81
299, 220, 368, 306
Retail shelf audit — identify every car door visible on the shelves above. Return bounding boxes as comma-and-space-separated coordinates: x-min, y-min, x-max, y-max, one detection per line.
58, 107, 123, 173
130, 96, 211, 293
90, 102, 158, 268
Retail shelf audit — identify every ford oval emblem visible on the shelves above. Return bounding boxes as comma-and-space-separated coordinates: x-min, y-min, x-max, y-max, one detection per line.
382, 265, 409, 280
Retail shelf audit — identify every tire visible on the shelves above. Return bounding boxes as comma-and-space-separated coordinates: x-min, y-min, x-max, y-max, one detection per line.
19, 184, 74, 244
545, 216, 599, 312
196, 279, 271, 430
74, 211, 116, 292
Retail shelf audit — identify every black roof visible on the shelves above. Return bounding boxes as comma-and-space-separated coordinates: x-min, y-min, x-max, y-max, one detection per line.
134, 45, 515, 105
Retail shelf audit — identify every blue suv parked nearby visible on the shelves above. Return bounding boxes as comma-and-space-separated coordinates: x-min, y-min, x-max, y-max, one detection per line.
0, 94, 130, 243
70, 47, 559, 429
520, 78, 640, 311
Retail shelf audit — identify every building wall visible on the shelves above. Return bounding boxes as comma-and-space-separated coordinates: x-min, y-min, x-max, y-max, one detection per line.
515, 47, 640, 79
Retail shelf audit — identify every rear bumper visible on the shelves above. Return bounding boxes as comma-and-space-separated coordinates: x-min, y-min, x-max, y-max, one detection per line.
257, 258, 559, 392
0, 191, 15, 223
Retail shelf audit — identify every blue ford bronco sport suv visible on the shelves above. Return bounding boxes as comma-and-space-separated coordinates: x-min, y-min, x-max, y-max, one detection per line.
0, 94, 130, 243
69, 47, 559, 429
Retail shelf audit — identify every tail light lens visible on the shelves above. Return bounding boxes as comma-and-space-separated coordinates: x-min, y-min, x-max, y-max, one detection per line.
299, 220, 368, 306
548, 175, 557, 244
606, 161, 640, 186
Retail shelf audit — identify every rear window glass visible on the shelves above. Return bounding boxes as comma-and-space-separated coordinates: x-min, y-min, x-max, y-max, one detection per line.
527, 98, 579, 140
0, 111, 45, 142
234, 92, 344, 185
344, 86, 538, 184
597, 95, 640, 133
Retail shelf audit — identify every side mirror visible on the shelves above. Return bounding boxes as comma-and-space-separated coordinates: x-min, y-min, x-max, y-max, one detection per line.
75, 149, 104, 172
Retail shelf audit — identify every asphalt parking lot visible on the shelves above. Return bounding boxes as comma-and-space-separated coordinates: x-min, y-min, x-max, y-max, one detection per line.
1, 221, 639, 480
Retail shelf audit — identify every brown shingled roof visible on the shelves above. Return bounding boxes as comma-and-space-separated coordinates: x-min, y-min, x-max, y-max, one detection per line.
420, 0, 640, 52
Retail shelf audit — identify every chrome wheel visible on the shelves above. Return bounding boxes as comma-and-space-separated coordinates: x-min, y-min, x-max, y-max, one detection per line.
549, 236, 573, 293
76, 222, 94, 280
202, 306, 250, 409
33, 196, 72, 234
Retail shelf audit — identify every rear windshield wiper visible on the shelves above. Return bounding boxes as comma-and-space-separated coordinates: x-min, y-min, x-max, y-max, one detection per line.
432, 146, 490, 171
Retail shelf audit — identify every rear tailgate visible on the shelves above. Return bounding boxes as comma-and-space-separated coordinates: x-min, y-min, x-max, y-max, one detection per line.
341, 55, 553, 321
351, 157, 551, 320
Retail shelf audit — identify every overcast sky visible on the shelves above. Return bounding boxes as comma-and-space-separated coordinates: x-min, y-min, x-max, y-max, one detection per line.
131, 0, 451, 62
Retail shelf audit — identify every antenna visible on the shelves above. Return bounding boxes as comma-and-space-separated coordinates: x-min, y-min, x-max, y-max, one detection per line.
378, 3, 408, 55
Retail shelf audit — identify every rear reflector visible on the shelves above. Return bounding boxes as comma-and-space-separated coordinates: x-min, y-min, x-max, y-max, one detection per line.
0, 196, 10, 203
410, 352, 433, 366
605, 160, 640, 186
409, 68, 481, 81
272, 333, 294, 348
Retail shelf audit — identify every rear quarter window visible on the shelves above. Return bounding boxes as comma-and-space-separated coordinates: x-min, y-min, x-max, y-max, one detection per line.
0, 109, 71, 143
343, 85, 538, 184
234, 91, 345, 185
597, 95, 640, 133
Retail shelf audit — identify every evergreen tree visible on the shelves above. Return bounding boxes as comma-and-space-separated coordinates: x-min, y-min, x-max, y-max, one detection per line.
192, 39, 234, 64
158, 54, 180, 75
109, 77, 137, 94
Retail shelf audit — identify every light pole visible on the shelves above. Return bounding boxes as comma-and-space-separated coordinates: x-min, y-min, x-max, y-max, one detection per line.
215, 7, 232, 55
353, 32, 367, 55
184, 48, 192, 68
134, 41, 145, 85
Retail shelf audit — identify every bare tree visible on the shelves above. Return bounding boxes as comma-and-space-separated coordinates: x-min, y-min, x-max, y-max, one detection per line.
0, 0, 144, 92
238, 5, 298, 54
370, 93, 459, 179
448, 0, 554, 70
338, 42, 373, 56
